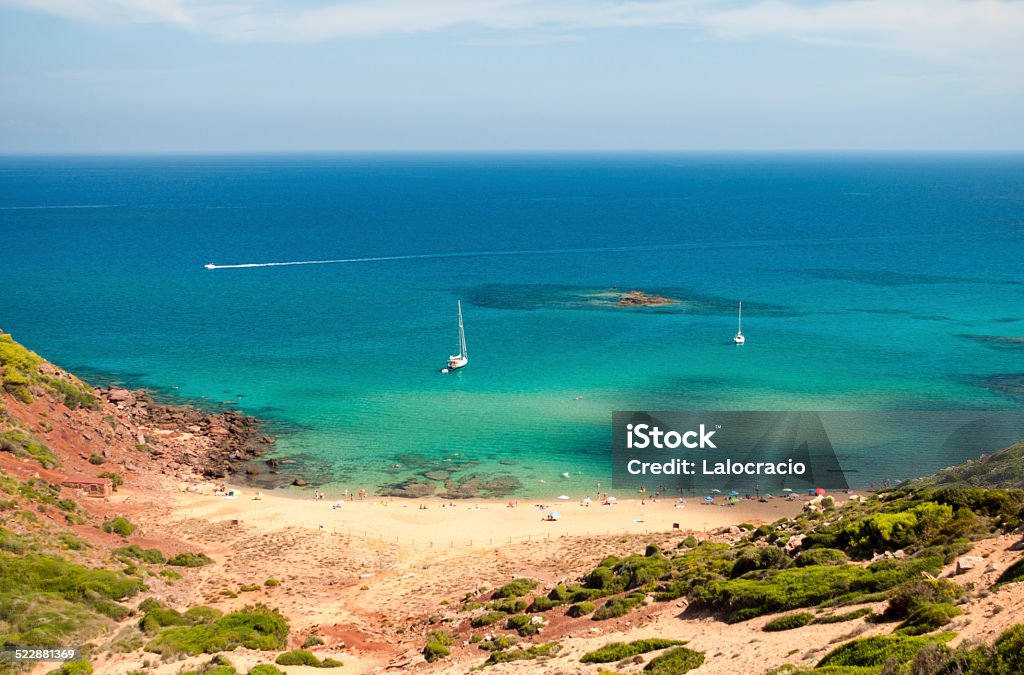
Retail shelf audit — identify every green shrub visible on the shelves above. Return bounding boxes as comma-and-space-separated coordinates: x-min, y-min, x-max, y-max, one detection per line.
423, 631, 454, 662
695, 555, 943, 622
0, 526, 28, 553
0, 429, 59, 468
264, 578, 279, 587
0, 334, 42, 377
587, 566, 616, 590
184, 606, 224, 624
302, 635, 324, 648
817, 633, 951, 668
593, 592, 646, 620
478, 635, 517, 651
102, 517, 136, 537
483, 642, 560, 666
643, 646, 705, 674
884, 578, 963, 623
795, 548, 848, 567
274, 649, 341, 667
248, 666, 284, 675
506, 614, 541, 636
139, 601, 190, 634
144, 604, 288, 656
731, 545, 788, 577
471, 610, 506, 628
115, 545, 165, 564
567, 602, 596, 617
581, 639, 686, 663
619, 551, 671, 590
58, 532, 88, 551
810, 502, 955, 559
88, 454, 106, 466
527, 595, 561, 612
898, 602, 961, 635
812, 607, 873, 624
763, 612, 814, 632
0, 553, 142, 644
492, 578, 538, 599
488, 597, 527, 614
41, 375, 97, 410
989, 624, 1024, 674
167, 551, 213, 567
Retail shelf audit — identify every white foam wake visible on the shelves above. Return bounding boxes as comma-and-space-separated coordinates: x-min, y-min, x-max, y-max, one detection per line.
0, 204, 119, 210
202, 232, 957, 270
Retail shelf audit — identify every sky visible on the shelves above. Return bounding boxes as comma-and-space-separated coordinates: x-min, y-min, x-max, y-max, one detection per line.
1, 0, 1023, 153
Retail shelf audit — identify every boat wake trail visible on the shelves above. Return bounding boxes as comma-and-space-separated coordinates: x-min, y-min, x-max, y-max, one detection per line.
204, 245, 674, 270
201, 233, 970, 270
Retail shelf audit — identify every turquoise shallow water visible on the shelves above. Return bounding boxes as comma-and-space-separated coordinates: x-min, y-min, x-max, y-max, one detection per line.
1, 154, 1023, 496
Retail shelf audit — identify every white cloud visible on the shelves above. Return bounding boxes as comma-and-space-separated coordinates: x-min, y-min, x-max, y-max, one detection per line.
3, 0, 1024, 85
703, 1, 1024, 65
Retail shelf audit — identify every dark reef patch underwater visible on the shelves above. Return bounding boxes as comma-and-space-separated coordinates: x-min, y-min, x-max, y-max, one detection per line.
459, 284, 797, 316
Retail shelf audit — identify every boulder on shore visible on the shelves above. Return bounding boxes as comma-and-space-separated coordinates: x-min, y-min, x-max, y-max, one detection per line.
956, 555, 984, 575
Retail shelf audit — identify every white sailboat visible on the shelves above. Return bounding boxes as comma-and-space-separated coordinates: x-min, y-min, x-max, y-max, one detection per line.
443, 300, 469, 372
733, 301, 745, 345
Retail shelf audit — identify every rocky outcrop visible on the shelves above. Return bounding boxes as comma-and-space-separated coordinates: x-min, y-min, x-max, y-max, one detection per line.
97, 387, 274, 480
618, 290, 676, 306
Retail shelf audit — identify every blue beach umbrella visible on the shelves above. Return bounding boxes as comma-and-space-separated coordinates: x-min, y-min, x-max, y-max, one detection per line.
728, 490, 740, 496
704, 496, 714, 502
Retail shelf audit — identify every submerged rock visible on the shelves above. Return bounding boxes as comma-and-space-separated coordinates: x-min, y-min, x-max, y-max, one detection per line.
380, 479, 436, 498
480, 475, 523, 497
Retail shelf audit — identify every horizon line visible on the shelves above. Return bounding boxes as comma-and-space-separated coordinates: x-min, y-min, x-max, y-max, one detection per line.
3, 148, 1024, 158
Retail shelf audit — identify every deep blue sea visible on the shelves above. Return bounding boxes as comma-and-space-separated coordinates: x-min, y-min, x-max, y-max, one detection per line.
2, 154, 1023, 496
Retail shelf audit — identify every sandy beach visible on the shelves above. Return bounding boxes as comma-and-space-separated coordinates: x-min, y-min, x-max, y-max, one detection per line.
164, 487, 805, 551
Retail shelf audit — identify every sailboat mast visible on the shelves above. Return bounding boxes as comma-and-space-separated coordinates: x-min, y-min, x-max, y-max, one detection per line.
457, 300, 467, 357
738, 301, 742, 333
